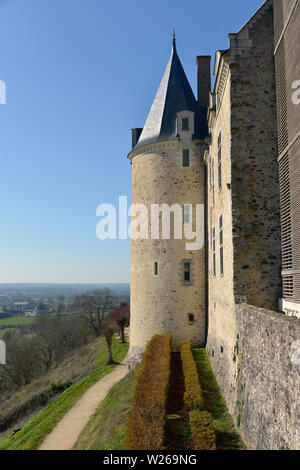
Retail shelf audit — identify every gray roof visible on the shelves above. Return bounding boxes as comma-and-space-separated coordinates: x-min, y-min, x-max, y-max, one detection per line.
135, 38, 207, 150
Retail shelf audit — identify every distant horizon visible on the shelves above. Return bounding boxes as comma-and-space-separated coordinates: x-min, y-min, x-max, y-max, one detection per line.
0, 282, 130, 285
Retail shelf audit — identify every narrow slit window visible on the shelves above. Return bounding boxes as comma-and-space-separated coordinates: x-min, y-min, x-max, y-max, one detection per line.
218, 131, 222, 190
212, 157, 215, 206
188, 314, 194, 324
182, 118, 189, 131
219, 215, 224, 275
183, 262, 191, 282
212, 227, 216, 276
182, 149, 190, 167
154, 262, 159, 276
184, 204, 191, 224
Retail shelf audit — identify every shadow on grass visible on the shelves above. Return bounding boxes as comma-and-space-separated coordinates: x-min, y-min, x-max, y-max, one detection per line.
193, 348, 245, 450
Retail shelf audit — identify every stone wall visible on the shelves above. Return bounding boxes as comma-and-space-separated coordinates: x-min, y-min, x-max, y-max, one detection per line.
234, 304, 299, 449
206, 1, 300, 450
229, 0, 282, 310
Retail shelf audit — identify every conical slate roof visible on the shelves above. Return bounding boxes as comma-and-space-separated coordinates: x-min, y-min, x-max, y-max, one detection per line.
135, 37, 206, 149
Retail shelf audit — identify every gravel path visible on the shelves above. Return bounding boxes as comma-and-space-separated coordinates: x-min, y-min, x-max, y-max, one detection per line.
39, 364, 127, 450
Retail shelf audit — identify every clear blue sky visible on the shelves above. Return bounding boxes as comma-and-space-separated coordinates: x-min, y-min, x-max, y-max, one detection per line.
0, 0, 263, 283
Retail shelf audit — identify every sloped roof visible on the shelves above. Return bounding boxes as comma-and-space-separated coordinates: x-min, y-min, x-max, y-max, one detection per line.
135, 38, 206, 149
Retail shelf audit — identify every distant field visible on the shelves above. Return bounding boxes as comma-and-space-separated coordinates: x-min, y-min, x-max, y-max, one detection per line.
0, 316, 35, 326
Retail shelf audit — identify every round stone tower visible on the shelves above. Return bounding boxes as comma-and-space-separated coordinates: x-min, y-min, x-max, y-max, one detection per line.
127, 37, 209, 367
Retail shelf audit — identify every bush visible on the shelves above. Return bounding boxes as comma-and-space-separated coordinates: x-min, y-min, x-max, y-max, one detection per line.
127, 334, 171, 450
189, 410, 216, 450
181, 342, 205, 411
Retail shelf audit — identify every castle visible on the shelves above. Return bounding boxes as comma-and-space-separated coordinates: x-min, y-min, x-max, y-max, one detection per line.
127, 0, 300, 450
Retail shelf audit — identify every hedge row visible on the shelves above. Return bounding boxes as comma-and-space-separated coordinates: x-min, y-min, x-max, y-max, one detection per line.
181, 342, 205, 411
180, 342, 216, 451
189, 410, 216, 450
127, 334, 172, 450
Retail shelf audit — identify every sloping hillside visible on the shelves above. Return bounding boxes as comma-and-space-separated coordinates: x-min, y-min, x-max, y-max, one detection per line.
0, 337, 128, 447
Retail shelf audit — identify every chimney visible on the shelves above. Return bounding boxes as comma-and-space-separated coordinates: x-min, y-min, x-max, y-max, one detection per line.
196, 56, 211, 107
131, 128, 143, 149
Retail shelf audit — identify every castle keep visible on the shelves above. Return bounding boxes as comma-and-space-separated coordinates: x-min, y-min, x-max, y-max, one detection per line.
127, 0, 300, 449
127, 37, 210, 366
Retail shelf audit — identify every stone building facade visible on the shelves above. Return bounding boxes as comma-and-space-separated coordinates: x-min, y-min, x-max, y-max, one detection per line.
127, 0, 300, 449
274, 0, 300, 317
204, 0, 299, 449
205, 0, 282, 410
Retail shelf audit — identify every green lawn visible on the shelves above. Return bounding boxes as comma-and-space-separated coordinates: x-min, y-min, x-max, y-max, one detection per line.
0, 337, 128, 450
0, 316, 34, 326
193, 349, 245, 450
74, 367, 139, 450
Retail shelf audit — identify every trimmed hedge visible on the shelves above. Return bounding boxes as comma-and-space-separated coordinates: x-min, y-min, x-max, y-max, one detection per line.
189, 410, 216, 450
180, 342, 205, 411
127, 334, 171, 450
181, 342, 216, 451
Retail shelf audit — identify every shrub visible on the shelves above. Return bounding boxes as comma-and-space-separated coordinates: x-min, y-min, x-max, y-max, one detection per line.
181, 342, 205, 411
127, 334, 171, 450
189, 410, 216, 450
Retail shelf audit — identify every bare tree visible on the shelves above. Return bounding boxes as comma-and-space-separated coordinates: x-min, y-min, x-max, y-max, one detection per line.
100, 313, 118, 365
73, 289, 113, 336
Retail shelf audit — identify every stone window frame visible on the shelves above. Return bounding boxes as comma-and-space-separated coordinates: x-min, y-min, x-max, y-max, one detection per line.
188, 313, 195, 325
179, 258, 194, 286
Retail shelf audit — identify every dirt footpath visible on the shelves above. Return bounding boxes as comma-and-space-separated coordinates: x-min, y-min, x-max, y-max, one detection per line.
39, 364, 127, 450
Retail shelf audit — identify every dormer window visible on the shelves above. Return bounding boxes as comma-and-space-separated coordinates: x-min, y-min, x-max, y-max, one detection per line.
182, 118, 189, 131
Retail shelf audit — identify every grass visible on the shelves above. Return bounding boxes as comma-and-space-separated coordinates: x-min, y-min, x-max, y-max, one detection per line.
0, 337, 128, 450
74, 367, 139, 450
193, 349, 245, 450
0, 316, 34, 326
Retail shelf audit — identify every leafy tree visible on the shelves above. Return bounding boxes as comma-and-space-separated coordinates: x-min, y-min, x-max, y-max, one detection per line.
111, 303, 130, 343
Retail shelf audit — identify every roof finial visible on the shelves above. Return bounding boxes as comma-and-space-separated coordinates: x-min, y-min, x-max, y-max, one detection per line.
172, 28, 177, 53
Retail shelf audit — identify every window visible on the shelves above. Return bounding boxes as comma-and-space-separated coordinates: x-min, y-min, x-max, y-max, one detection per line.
184, 204, 191, 224
182, 118, 189, 131
212, 227, 216, 276
210, 208, 212, 248
182, 149, 190, 167
218, 131, 222, 190
183, 261, 191, 282
154, 262, 159, 276
219, 215, 224, 275
188, 314, 194, 325
212, 157, 215, 206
